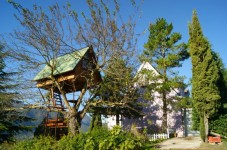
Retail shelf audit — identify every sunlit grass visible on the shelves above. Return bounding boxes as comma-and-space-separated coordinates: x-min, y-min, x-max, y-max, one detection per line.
199, 138, 227, 150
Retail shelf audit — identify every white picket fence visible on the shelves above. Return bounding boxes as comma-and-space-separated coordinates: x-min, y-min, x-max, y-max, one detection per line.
147, 133, 169, 141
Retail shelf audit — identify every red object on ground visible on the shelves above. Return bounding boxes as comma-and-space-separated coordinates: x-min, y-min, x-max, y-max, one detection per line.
208, 136, 221, 143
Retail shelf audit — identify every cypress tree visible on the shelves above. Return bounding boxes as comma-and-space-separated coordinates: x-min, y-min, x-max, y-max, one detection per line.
189, 11, 220, 142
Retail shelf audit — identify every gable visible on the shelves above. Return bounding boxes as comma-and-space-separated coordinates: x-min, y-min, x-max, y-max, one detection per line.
137, 62, 159, 76
135, 62, 160, 86
135, 62, 189, 96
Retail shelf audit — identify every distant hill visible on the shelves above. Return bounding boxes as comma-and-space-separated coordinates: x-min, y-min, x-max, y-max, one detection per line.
80, 114, 91, 132
16, 108, 91, 139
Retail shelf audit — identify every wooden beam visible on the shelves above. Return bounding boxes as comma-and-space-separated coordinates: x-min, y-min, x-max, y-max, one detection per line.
36, 74, 75, 88
46, 123, 67, 127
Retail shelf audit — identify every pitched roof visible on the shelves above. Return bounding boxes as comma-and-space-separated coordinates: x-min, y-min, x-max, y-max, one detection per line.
136, 62, 189, 96
33, 47, 89, 81
137, 62, 159, 76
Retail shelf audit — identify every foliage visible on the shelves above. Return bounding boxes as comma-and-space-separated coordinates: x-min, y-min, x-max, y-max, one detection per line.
92, 58, 143, 124
188, 10, 220, 142
210, 114, 227, 137
11, 126, 154, 150
0, 44, 32, 143
199, 116, 205, 141
191, 108, 200, 130
56, 133, 87, 150
99, 126, 143, 150
13, 136, 56, 150
84, 127, 110, 150
0, 141, 14, 150
142, 18, 188, 130
212, 52, 227, 115
89, 113, 102, 131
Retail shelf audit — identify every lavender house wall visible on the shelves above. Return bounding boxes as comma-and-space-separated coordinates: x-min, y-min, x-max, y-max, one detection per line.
107, 62, 189, 137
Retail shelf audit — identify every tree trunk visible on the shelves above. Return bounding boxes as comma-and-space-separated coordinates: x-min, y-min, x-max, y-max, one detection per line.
162, 66, 168, 132
89, 113, 102, 131
204, 112, 209, 143
183, 108, 188, 137
116, 113, 120, 126
68, 110, 81, 136
162, 92, 168, 132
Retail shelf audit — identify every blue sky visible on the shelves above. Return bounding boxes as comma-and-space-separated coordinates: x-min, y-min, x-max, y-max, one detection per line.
1, 0, 227, 85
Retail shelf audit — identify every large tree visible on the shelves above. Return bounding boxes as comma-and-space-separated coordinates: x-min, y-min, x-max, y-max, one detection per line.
7, 0, 140, 136
93, 58, 143, 126
212, 52, 227, 115
89, 58, 143, 130
189, 11, 220, 142
142, 18, 188, 131
0, 44, 31, 143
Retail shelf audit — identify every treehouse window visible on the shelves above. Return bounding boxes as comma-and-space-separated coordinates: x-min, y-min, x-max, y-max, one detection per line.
82, 55, 92, 70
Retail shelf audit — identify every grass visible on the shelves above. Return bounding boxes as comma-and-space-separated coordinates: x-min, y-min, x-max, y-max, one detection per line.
198, 138, 227, 150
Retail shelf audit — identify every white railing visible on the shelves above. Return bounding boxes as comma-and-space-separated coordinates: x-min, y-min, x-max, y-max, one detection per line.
147, 133, 169, 141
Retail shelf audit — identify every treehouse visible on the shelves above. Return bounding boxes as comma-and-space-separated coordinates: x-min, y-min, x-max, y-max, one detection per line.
34, 46, 102, 93
33, 46, 102, 138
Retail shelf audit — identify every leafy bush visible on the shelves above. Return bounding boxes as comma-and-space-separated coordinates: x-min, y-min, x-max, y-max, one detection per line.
0, 141, 14, 150
11, 126, 154, 150
56, 133, 87, 150
210, 114, 227, 136
85, 127, 110, 150
99, 126, 143, 150
13, 136, 56, 150
57, 127, 109, 150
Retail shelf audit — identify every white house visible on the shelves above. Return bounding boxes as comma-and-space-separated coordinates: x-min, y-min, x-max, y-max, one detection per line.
106, 62, 191, 137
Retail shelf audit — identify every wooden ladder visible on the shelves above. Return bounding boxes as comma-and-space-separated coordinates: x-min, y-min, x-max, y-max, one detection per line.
44, 92, 67, 138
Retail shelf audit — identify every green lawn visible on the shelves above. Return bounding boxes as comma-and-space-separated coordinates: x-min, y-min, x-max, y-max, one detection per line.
198, 138, 227, 150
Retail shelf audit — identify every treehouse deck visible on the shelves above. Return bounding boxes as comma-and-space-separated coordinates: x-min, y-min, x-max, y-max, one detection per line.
43, 93, 68, 132
45, 119, 68, 128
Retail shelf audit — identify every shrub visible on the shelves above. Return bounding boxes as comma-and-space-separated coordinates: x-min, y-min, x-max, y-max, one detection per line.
11, 126, 154, 150
210, 114, 227, 137
99, 126, 143, 150
13, 136, 56, 150
57, 133, 87, 150
86, 127, 110, 150
0, 141, 14, 150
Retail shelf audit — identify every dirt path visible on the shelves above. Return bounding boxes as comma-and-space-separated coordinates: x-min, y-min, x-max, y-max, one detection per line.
156, 137, 202, 149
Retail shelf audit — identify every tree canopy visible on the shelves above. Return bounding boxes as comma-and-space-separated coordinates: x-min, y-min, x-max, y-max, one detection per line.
142, 18, 188, 131
0, 44, 31, 143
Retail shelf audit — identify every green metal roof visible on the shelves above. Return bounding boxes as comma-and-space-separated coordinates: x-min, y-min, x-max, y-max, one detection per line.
33, 47, 89, 81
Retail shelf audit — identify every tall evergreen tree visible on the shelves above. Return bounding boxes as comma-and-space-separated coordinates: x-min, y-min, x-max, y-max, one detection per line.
0, 44, 31, 143
143, 18, 188, 131
212, 52, 227, 115
188, 11, 220, 142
